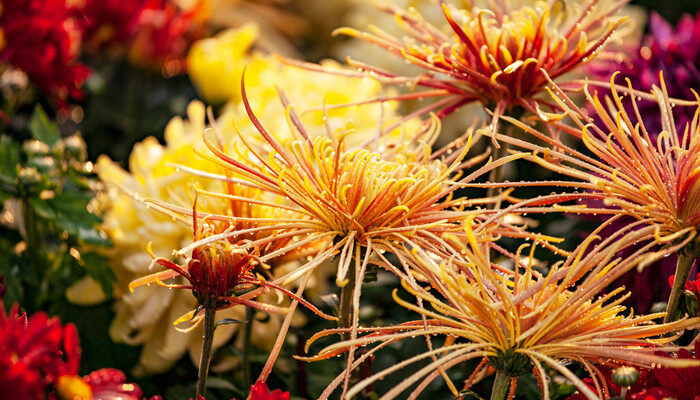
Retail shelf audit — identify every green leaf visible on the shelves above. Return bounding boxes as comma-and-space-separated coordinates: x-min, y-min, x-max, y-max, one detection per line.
80, 252, 116, 296
29, 105, 60, 147
206, 377, 240, 391
0, 136, 20, 195
45, 191, 110, 246
216, 318, 246, 327
31, 198, 56, 220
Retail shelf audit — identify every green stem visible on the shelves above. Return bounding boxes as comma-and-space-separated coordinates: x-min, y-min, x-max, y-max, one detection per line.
664, 251, 697, 323
338, 261, 357, 342
196, 307, 217, 398
21, 199, 39, 252
490, 371, 511, 400
243, 306, 255, 389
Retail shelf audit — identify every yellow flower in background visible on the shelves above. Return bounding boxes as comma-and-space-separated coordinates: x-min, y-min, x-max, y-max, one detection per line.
187, 24, 421, 150
92, 101, 258, 375
187, 24, 264, 104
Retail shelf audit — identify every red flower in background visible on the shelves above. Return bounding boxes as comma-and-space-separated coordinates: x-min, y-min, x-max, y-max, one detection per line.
129, 0, 208, 73
0, 297, 141, 400
670, 273, 700, 295
0, 0, 89, 104
568, 341, 700, 400
250, 381, 290, 400
0, 303, 73, 400
76, 0, 207, 74
76, 0, 146, 52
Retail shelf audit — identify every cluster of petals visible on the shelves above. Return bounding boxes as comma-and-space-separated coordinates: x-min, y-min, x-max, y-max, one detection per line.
0, 301, 141, 400
0, 0, 89, 104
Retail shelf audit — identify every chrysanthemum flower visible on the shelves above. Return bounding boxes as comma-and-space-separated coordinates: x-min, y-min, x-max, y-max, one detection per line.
193, 75, 568, 385
574, 12, 700, 312
0, 0, 89, 104
0, 300, 141, 400
204, 77, 549, 291
0, 303, 73, 399
303, 224, 700, 400
249, 380, 290, 400
93, 35, 417, 372
75, 0, 207, 74
128, 194, 335, 397
492, 73, 700, 321
91, 102, 253, 374
127, 0, 208, 73
128, 201, 333, 329
294, 0, 629, 132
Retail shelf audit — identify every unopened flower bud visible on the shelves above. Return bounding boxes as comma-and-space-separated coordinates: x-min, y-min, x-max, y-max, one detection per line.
27, 156, 56, 173
17, 167, 41, 186
612, 366, 639, 387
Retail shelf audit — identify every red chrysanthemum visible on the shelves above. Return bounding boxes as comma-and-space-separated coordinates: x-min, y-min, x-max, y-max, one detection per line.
128, 0, 207, 73
75, 0, 146, 52
250, 381, 290, 400
669, 273, 700, 295
0, 0, 89, 104
76, 0, 206, 73
0, 303, 76, 400
0, 295, 141, 400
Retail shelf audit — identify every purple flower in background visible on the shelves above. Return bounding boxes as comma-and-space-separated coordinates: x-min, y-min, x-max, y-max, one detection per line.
592, 12, 700, 136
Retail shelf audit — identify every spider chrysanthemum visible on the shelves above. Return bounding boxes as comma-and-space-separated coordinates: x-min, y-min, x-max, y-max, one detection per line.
192, 76, 568, 382
128, 201, 333, 331
490, 73, 700, 320
290, 0, 629, 132
302, 224, 700, 400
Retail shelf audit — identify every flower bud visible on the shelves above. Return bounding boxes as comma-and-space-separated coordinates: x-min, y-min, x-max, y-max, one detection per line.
611, 366, 639, 387
27, 156, 56, 173
17, 167, 41, 186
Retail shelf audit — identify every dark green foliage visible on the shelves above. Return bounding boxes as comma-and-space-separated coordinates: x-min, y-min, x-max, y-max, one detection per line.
0, 105, 113, 312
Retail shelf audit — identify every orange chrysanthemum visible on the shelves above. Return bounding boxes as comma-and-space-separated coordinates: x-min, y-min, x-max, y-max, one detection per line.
302, 224, 700, 400
484, 72, 700, 321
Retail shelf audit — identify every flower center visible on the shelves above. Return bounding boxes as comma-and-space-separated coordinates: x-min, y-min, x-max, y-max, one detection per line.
56, 375, 93, 400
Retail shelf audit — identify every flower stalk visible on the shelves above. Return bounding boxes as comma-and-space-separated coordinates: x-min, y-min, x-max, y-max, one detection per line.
489, 371, 511, 400
196, 307, 217, 398
486, 108, 522, 208
338, 261, 357, 342
665, 251, 698, 323
243, 306, 255, 389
